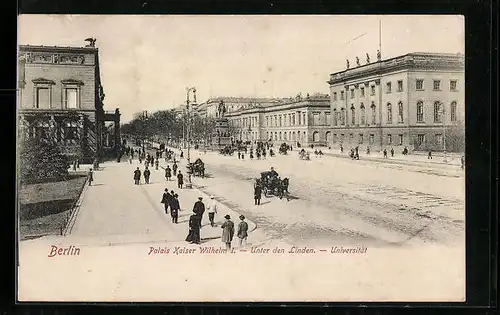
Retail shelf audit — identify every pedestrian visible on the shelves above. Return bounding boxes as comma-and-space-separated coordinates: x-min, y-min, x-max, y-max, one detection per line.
76, 160, 80, 169
165, 165, 172, 181
144, 167, 151, 184
461, 155, 465, 169
160, 188, 172, 214
129, 154, 132, 164
171, 193, 180, 224
340, 144, 344, 154
155, 159, 159, 170
180, 151, 184, 159
238, 152, 241, 159
241, 153, 245, 160
221, 215, 235, 251
134, 167, 141, 185
193, 196, 205, 225
366, 146, 370, 155
383, 149, 388, 159
237, 215, 249, 249
72, 160, 77, 171
87, 168, 93, 186
177, 171, 184, 189
186, 211, 201, 244
254, 183, 262, 205
391, 147, 395, 157
151, 156, 155, 167
173, 162, 178, 176
207, 196, 218, 227
428, 150, 432, 159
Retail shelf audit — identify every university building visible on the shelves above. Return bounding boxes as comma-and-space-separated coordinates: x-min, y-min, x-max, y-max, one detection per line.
327, 52, 465, 152
197, 97, 285, 118
17, 43, 121, 163
225, 93, 331, 146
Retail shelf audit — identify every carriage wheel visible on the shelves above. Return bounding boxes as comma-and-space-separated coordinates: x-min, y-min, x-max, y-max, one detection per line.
263, 187, 268, 197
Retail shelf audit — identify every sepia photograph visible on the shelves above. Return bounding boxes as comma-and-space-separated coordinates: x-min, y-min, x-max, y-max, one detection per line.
17, 14, 465, 302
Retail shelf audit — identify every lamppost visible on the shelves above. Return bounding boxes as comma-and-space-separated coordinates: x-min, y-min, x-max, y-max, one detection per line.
186, 86, 196, 188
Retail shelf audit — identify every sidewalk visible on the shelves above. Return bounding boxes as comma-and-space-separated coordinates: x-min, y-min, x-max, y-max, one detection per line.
59, 159, 256, 247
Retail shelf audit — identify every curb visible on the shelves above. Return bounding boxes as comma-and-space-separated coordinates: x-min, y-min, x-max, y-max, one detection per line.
62, 177, 89, 236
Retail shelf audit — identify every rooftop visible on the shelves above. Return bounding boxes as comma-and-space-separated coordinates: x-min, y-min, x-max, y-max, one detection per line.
19, 44, 98, 53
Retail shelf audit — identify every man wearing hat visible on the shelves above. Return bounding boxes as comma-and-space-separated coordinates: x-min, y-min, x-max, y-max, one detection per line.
193, 196, 205, 226
237, 215, 249, 249
160, 188, 172, 214
170, 193, 180, 224
207, 196, 218, 227
221, 214, 235, 251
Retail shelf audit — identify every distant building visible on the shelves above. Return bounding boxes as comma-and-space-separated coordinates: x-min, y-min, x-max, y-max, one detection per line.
225, 93, 331, 146
197, 97, 286, 118
327, 52, 465, 152
17, 43, 121, 163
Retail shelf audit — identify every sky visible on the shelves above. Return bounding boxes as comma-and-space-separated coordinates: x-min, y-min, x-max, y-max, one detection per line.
18, 15, 464, 122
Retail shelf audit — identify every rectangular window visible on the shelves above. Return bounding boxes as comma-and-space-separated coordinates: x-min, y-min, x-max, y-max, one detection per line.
333, 92, 337, 101
360, 87, 365, 97
397, 80, 403, 92
326, 113, 331, 125
371, 106, 376, 124
369, 134, 374, 145
65, 88, 78, 109
398, 134, 403, 145
333, 134, 337, 143
303, 113, 306, 125
350, 89, 355, 99
416, 79, 424, 90
417, 103, 424, 122
292, 114, 296, 125
386, 82, 392, 93
313, 113, 320, 126
370, 85, 375, 95
451, 102, 457, 122
36, 87, 50, 109
450, 80, 457, 91
387, 134, 392, 145
434, 103, 443, 123
359, 134, 363, 144
349, 133, 353, 142
417, 134, 425, 146
433, 80, 441, 91
340, 91, 344, 100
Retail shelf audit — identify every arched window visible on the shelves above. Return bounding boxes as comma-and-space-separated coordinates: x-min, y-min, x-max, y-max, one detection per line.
325, 131, 331, 143
398, 101, 404, 123
387, 103, 393, 124
450, 101, 457, 122
360, 103, 365, 125
340, 108, 346, 125
284, 132, 287, 140
417, 101, 424, 122
292, 131, 296, 141
350, 105, 356, 125
371, 102, 376, 124
313, 131, 319, 142
279, 131, 282, 140
434, 101, 442, 123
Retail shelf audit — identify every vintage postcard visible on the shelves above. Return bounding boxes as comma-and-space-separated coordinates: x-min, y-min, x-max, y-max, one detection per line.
17, 15, 465, 302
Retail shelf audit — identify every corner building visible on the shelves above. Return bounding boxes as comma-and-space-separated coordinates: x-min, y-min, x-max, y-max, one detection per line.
17, 44, 121, 163
327, 52, 464, 152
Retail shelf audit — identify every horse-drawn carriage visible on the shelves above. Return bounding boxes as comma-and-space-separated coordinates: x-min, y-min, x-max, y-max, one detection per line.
257, 171, 290, 199
278, 143, 289, 155
187, 158, 205, 177
298, 149, 310, 160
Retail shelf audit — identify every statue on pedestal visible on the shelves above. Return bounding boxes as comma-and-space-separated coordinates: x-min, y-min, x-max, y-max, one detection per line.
377, 50, 381, 61
356, 56, 360, 66
346, 59, 350, 69
366, 53, 370, 64
217, 100, 227, 118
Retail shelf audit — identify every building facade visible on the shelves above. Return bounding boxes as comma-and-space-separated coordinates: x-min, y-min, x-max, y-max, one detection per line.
225, 93, 331, 146
17, 44, 121, 163
327, 52, 465, 152
197, 97, 285, 118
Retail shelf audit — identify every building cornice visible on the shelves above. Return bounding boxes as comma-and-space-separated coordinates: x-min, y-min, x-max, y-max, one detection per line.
328, 53, 464, 85
19, 45, 98, 53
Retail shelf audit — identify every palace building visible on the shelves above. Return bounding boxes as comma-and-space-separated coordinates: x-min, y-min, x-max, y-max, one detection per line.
197, 97, 285, 118
327, 52, 465, 152
225, 93, 331, 146
17, 43, 121, 163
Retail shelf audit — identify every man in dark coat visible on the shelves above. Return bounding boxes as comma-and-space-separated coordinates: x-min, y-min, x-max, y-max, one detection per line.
144, 167, 151, 184
186, 212, 201, 244
177, 171, 184, 189
170, 193, 180, 223
172, 162, 178, 176
254, 183, 262, 205
161, 188, 172, 214
165, 165, 172, 181
193, 197, 205, 225
133, 167, 141, 185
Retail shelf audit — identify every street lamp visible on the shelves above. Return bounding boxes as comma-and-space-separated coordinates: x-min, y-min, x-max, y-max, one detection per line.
186, 86, 197, 188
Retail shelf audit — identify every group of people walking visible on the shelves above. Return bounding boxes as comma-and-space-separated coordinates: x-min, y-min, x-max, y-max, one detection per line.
184, 196, 249, 250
